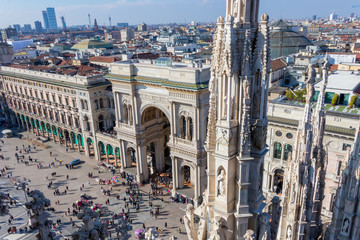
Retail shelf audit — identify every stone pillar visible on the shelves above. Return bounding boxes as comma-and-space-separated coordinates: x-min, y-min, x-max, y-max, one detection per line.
194, 164, 200, 207
171, 156, 177, 197
105, 147, 109, 163
84, 138, 90, 156
113, 92, 119, 125
93, 139, 100, 161
119, 140, 126, 171
136, 143, 148, 183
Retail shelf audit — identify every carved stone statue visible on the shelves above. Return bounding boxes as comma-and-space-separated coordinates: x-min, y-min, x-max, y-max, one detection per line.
209, 217, 225, 240
25, 190, 54, 240
72, 207, 108, 240
286, 226, 292, 240
243, 79, 250, 99
244, 229, 256, 240
305, 64, 316, 100
223, 95, 228, 118
217, 170, 226, 196
183, 204, 198, 240
342, 218, 350, 233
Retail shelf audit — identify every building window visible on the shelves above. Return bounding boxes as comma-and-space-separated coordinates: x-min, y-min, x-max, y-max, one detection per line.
336, 161, 342, 176
273, 142, 282, 159
95, 100, 99, 110
58, 96, 62, 104
283, 144, 293, 160
72, 99, 76, 107
65, 98, 69, 106
275, 131, 282, 137
99, 98, 104, 108
286, 133, 293, 139
342, 143, 351, 151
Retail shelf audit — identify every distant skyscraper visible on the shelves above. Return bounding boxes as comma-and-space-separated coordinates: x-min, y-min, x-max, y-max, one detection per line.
93, 19, 98, 29
329, 12, 338, 21
34, 21, 43, 33
350, 12, 355, 18
23, 24, 32, 32
1, 27, 18, 41
138, 23, 147, 32
88, 13, 91, 28
312, 15, 317, 20
61, 16, 67, 29
109, 16, 112, 27
117, 23, 129, 28
13, 24, 21, 33
46, 7, 58, 29
42, 11, 50, 29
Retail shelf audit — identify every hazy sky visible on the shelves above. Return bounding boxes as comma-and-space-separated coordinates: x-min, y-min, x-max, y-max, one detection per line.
0, 0, 359, 28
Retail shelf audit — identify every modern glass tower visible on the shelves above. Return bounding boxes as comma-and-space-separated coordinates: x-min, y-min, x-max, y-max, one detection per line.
42, 11, 50, 29
46, 7, 58, 29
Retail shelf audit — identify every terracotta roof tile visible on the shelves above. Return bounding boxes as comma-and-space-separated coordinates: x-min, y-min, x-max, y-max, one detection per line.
271, 58, 287, 71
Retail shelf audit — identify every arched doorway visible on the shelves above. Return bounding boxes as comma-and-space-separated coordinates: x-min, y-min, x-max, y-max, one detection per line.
127, 147, 136, 167
30, 118, 36, 133
106, 144, 114, 165
77, 134, 84, 153
180, 165, 193, 189
52, 126, 58, 142
40, 121, 46, 136
58, 128, 64, 144
141, 106, 171, 178
98, 115, 104, 131
70, 131, 78, 150
25, 116, 30, 130
273, 169, 284, 195
98, 141, 106, 161
46, 123, 51, 139
64, 130, 70, 148
87, 138, 95, 157
115, 147, 120, 167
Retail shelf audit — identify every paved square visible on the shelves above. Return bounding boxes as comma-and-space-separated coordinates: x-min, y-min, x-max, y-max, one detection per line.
0, 127, 189, 239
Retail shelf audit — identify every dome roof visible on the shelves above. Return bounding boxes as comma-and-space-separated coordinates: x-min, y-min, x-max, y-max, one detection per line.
71, 39, 113, 50
270, 20, 312, 58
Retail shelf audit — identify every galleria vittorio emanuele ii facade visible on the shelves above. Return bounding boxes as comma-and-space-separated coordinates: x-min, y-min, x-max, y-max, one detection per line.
1, 1, 360, 239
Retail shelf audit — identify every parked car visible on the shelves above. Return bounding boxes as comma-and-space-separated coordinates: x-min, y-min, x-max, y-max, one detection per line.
98, 161, 115, 171
70, 159, 81, 166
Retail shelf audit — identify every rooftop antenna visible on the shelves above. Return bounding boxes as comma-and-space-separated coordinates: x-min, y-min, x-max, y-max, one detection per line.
88, 13, 91, 27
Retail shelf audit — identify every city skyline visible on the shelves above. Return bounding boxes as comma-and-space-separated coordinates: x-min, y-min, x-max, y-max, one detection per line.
0, 0, 359, 29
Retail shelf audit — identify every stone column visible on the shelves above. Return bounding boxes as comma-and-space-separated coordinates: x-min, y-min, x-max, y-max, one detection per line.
136, 143, 148, 183
194, 164, 200, 207
84, 137, 90, 156
270, 174, 275, 192
93, 139, 100, 161
171, 156, 177, 197
120, 140, 126, 171
105, 147, 109, 163
114, 92, 120, 126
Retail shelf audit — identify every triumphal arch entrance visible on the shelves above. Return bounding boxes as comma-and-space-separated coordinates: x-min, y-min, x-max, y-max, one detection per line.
106, 58, 210, 205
